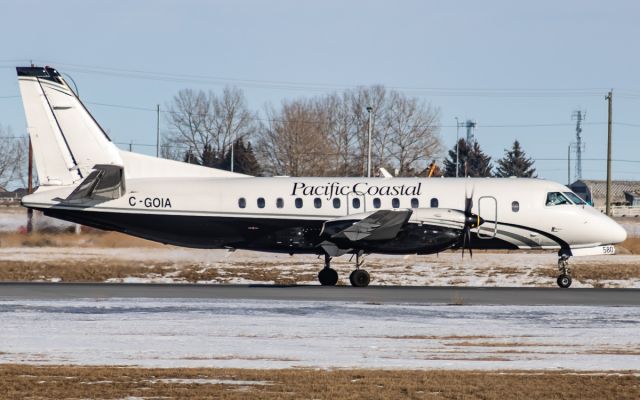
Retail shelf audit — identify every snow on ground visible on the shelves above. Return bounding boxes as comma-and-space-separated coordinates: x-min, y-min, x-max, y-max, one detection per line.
1, 246, 639, 288
0, 298, 638, 370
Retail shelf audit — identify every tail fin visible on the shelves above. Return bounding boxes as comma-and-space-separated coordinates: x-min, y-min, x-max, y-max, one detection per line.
17, 66, 122, 186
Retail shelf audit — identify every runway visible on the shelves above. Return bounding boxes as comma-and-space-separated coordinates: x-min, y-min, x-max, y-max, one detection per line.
1, 282, 639, 305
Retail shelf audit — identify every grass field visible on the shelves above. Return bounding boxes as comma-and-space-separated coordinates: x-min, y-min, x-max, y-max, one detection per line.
0, 365, 638, 400
1, 232, 640, 287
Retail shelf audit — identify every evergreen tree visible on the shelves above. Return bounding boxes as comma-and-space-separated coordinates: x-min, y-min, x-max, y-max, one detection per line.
201, 143, 223, 168
183, 148, 199, 164
221, 138, 262, 175
443, 139, 491, 177
443, 138, 469, 177
466, 141, 493, 177
495, 140, 537, 178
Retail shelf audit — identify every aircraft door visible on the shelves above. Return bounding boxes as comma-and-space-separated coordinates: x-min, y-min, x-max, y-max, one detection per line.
477, 196, 497, 239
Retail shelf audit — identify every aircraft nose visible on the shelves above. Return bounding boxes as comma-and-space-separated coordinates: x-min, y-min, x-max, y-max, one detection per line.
605, 217, 627, 244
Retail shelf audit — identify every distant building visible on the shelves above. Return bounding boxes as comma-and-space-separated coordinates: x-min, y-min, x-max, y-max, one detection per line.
570, 180, 640, 208
624, 190, 640, 207
0, 187, 27, 205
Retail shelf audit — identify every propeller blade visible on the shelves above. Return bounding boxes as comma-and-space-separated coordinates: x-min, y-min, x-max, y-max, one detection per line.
460, 184, 476, 259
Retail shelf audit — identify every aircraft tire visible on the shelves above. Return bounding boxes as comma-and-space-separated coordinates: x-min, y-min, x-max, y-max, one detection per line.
557, 274, 572, 289
350, 269, 370, 287
318, 268, 338, 286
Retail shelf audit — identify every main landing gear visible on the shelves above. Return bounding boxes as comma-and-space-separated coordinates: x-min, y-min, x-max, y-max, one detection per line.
557, 255, 572, 289
318, 254, 338, 286
349, 253, 370, 288
317, 253, 371, 287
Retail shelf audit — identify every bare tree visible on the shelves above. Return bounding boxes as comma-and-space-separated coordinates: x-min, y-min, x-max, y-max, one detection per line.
256, 86, 441, 177
257, 99, 334, 177
163, 87, 257, 163
0, 125, 27, 189
387, 92, 441, 176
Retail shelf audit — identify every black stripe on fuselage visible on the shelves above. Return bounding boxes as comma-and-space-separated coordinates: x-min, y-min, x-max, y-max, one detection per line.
38, 207, 521, 254
488, 221, 569, 250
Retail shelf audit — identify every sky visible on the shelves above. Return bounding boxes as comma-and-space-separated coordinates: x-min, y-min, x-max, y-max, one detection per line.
1, 0, 639, 185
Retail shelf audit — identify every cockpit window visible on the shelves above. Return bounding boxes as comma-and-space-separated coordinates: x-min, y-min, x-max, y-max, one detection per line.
563, 192, 587, 205
546, 192, 572, 206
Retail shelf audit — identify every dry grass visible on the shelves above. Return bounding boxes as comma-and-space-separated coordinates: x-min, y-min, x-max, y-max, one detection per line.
0, 231, 164, 248
536, 263, 640, 281
619, 237, 640, 254
0, 365, 638, 400
0, 259, 322, 284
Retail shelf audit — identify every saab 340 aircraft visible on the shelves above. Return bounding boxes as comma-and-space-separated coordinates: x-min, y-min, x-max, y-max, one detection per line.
16, 66, 627, 288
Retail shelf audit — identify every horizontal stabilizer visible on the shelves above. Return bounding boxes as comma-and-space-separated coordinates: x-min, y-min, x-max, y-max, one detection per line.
64, 165, 125, 204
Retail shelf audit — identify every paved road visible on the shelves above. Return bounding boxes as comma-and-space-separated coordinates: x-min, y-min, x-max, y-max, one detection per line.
0, 283, 639, 305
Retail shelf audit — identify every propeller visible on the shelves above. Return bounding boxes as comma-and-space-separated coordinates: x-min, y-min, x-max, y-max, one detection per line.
460, 186, 483, 258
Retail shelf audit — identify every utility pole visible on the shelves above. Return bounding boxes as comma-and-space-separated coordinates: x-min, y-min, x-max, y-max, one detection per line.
230, 134, 235, 173
156, 104, 160, 158
27, 64, 35, 233
366, 106, 373, 178
605, 91, 613, 216
567, 144, 571, 186
26, 137, 33, 233
455, 117, 460, 178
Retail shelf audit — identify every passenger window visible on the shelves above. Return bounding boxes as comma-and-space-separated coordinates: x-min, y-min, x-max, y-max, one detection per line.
411, 198, 419, 208
352, 198, 361, 209
238, 198, 246, 208
430, 198, 439, 208
295, 198, 303, 208
314, 198, 322, 208
392, 198, 400, 208
373, 198, 381, 209
257, 197, 265, 208
512, 201, 520, 212
333, 198, 341, 209
546, 192, 571, 206
276, 198, 284, 208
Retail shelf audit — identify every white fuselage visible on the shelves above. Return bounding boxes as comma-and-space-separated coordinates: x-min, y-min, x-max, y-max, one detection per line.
23, 175, 627, 254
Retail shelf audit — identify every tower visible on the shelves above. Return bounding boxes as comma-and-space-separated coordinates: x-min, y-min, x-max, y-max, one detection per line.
465, 120, 477, 143
571, 110, 586, 180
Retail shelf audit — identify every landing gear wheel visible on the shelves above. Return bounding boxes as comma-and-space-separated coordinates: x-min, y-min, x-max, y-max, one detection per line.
557, 255, 572, 289
318, 268, 338, 286
349, 269, 370, 287
557, 274, 572, 289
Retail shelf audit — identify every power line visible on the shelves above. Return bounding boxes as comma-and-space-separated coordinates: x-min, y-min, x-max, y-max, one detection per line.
28, 60, 612, 97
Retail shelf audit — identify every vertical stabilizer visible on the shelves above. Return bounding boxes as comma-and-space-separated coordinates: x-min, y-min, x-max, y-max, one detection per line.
17, 66, 123, 186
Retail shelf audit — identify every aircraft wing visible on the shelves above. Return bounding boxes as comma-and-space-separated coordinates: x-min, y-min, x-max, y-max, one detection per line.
326, 209, 413, 242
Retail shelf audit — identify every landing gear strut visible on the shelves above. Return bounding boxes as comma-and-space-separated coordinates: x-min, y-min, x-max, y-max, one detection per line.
349, 252, 370, 288
557, 255, 572, 289
318, 254, 338, 286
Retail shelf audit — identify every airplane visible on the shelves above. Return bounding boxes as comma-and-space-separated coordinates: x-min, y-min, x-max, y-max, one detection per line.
15, 65, 627, 288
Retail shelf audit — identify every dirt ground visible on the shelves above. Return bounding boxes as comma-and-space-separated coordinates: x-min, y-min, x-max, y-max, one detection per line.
0, 365, 638, 400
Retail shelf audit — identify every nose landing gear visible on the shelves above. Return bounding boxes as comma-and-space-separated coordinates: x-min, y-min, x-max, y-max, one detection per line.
557, 255, 572, 288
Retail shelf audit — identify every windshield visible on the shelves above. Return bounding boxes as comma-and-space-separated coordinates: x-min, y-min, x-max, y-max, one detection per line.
563, 191, 587, 205
546, 192, 572, 206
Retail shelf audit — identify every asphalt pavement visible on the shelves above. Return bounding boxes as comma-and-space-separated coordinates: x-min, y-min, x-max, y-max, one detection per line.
0, 283, 638, 306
